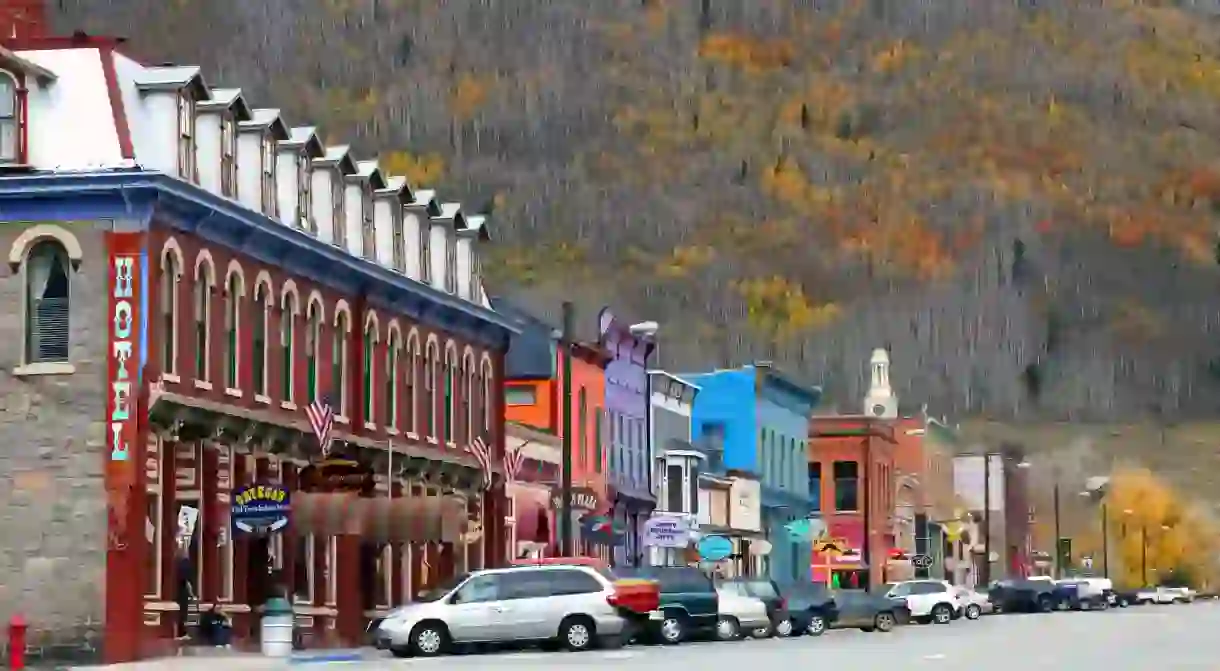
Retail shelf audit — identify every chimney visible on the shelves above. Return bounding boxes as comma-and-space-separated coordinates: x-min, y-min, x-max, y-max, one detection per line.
0, 0, 47, 40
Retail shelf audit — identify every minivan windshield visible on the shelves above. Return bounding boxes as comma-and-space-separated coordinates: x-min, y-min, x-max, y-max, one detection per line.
416, 573, 469, 602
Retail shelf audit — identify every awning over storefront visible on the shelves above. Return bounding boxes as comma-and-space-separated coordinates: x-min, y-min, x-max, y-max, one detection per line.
291, 492, 468, 543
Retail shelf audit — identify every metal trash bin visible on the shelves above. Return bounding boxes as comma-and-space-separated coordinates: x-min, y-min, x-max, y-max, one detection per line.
260, 597, 293, 657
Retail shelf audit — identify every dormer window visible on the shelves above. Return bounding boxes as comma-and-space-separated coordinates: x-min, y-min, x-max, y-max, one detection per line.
331, 170, 346, 246
391, 207, 405, 272
177, 93, 197, 182
261, 135, 277, 217
445, 236, 457, 293
220, 116, 237, 197
297, 153, 311, 231
471, 254, 484, 304
361, 188, 375, 260
0, 72, 21, 164
419, 224, 431, 283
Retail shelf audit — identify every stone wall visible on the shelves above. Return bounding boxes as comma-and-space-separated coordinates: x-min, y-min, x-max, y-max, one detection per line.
0, 220, 108, 660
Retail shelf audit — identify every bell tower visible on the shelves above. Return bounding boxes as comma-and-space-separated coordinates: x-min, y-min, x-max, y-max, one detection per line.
863, 347, 897, 419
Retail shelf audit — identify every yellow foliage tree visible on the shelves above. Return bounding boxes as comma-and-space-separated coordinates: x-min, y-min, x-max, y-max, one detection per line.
733, 276, 840, 348
1091, 467, 1220, 589
450, 74, 492, 121
380, 151, 446, 188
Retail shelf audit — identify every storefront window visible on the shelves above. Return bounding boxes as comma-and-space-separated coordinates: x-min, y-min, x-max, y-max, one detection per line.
144, 439, 163, 599
294, 535, 314, 604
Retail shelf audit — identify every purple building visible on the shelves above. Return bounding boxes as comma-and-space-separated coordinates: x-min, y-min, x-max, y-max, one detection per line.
598, 308, 656, 566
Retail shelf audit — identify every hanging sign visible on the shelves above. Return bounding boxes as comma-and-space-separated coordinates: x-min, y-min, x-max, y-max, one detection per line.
697, 535, 733, 562
230, 484, 291, 534
643, 513, 691, 548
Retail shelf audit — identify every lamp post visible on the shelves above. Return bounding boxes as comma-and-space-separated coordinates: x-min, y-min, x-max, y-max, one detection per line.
1079, 476, 1111, 578
559, 302, 575, 556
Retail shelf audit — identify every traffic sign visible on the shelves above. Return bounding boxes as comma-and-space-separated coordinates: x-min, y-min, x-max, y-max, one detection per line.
912, 554, 933, 568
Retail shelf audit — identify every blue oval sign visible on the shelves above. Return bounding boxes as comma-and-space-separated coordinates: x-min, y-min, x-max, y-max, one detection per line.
231, 484, 291, 534
697, 535, 733, 562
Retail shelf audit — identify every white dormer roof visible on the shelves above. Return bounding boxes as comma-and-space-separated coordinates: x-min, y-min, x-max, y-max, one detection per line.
240, 108, 289, 139
197, 87, 252, 119
317, 144, 356, 171
282, 126, 324, 157
135, 65, 206, 95
378, 175, 409, 199
464, 214, 492, 241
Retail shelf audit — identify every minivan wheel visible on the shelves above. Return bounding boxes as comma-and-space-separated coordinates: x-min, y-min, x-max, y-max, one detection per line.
775, 618, 793, 637
931, 604, 952, 624
1038, 596, 1054, 613
965, 604, 981, 620
659, 614, 686, 644
874, 612, 896, 633
806, 613, 827, 636
409, 622, 449, 657
559, 616, 596, 652
716, 616, 741, 641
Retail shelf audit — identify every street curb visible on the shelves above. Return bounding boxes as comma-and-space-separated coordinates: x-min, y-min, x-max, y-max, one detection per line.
287, 650, 367, 665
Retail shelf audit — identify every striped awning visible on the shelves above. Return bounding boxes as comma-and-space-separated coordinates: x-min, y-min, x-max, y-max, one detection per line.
291, 493, 468, 543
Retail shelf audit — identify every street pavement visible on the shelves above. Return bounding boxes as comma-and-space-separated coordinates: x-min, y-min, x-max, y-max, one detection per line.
73, 600, 1220, 670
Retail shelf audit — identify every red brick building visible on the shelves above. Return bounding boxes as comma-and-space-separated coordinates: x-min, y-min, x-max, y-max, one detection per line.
0, 15, 517, 663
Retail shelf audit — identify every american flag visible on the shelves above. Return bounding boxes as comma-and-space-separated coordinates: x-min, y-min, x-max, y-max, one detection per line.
468, 436, 494, 491
305, 395, 335, 457
503, 445, 525, 484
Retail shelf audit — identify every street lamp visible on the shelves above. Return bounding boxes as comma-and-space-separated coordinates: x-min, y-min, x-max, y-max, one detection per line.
1079, 476, 1110, 579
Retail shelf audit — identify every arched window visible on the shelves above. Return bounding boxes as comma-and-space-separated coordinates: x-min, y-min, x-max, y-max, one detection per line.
193, 256, 214, 382
423, 340, 438, 438
362, 320, 377, 424
461, 351, 475, 446
481, 358, 494, 435
24, 241, 70, 363
252, 282, 270, 396
386, 329, 401, 430
306, 301, 322, 402
223, 270, 243, 390
281, 291, 297, 403
333, 310, 350, 418
404, 331, 419, 434
0, 72, 21, 163
443, 344, 457, 444
159, 248, 180, 376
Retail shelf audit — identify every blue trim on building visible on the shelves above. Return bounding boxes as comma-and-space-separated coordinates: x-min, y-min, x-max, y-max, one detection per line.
0, 170, 518, 347
760, 484, 815, 514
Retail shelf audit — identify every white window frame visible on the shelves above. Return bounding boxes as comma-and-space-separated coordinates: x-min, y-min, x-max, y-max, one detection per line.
0, 71, 20, 164
362, 188, 375, 261
177, 92, 196, 182
334, 312, 350, 419
143, 436, 164, 599
401, 533, 414, 602
281, 293, 297, 404
386, 333, 400, 430
445, 238, 457, 293
159, 247, 180, 377
331, 169, 345, 246
193, 260, 213, 385
254, 284, 270, 397
261, 134, 278, 217
363, 323, 378, 427
481, 359, 494, 434
325, 536, 338, 606
419, 224, 430, 283
376, 543, 394, 610
224, 272, 242, 392
294, 534, 315, 605
220, 115, 237, 197
391, 207, 405, 272
297, 153, 312, 231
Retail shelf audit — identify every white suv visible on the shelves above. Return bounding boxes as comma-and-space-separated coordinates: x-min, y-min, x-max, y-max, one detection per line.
886, 580, 962, 625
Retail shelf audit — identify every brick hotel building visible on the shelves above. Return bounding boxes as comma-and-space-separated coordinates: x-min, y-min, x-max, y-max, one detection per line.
0, 9, 516, 663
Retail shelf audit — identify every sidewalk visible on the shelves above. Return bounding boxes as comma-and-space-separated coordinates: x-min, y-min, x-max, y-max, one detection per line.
66, 649, 372, 670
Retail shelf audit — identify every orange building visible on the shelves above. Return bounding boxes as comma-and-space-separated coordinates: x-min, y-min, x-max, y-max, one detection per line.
494, 301, 611, 557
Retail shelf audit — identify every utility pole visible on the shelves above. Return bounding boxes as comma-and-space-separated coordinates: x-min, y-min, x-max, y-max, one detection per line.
560, 301, 575, 556
1101, 502, 1109, 579
982, 454, 991, 586
1141, 525, 1148, 586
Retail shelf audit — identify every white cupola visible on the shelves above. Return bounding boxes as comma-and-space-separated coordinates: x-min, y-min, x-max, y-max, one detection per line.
863, 347, 897, 419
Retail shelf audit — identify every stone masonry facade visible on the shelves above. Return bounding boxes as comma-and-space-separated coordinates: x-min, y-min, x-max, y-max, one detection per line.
0, 220, 109, 660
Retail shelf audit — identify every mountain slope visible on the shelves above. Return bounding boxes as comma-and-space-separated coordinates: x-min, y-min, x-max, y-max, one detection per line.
53, 0, 1220, 421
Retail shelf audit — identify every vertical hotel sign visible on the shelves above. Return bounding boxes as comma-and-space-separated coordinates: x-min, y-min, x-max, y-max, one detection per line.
105, 232, 143, 551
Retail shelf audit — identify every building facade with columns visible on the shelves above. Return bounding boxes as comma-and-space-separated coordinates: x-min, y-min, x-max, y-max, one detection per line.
0, 30, 515, 663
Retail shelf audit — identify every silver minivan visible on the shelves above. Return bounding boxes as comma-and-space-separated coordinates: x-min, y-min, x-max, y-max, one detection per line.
374, 565, 629, 657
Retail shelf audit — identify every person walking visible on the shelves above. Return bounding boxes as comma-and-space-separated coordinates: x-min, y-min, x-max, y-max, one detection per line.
175, 540, 196, 641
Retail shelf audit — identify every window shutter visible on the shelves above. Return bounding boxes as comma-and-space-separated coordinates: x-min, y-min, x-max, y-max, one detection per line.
32, 295, 69, 362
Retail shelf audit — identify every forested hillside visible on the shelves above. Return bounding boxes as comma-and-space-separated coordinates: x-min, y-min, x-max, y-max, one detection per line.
53, 0, 1220, 422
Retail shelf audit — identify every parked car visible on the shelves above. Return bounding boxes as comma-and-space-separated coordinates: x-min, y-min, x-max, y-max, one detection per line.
1112, 589, 1139, 607
713, 582, 772, 640
1135, 587, 1158, 604
989, 578, 1058, 613
829, 589, 908, 633
615, 566, 720, 644
953, 587, 993, 619
778, 582, 839, 637
1155, 586, 1195, 603
718, 578, 792, 637
885, 580, 962, 624
1071, 578, 1114, 610
373, 564, 659, 657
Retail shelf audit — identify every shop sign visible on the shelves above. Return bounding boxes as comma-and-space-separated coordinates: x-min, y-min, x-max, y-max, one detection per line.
231, 484, 292, 534
697, 535, 733, 562
643, 513, 690, 548
299, 457, 374, 494
108, 241, 141, 463
550, 486, 599, 512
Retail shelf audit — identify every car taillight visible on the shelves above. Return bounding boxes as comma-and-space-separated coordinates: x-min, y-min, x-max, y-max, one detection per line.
778, 597, 786, 610
606, 593, 619, 607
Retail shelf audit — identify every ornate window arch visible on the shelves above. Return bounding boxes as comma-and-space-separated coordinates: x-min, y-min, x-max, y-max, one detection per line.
252, 274, 273, 398
480, 354, 494, 435
305, 293, 325, 403
223, 261, 245, 391
443, 341, 458, 444
193, 251, 216, 384
333, 302, 352, 419
23, 240, 71, 365
461, 347, 476, 446
386, 322, 403, 431
423, 335, 439, 439
280, 285, 300, 404
158, 240, 184, 378
404, 329, 420, 435
362, 311, 381, 426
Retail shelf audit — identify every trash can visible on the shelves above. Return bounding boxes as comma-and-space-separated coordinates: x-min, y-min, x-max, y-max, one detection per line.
260, 597, 293, 657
